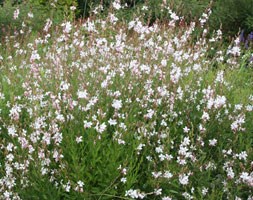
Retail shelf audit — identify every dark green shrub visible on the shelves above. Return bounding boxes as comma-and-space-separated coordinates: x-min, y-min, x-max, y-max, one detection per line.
0, 0, 89, 39
170, 0, 253, 37
28, 0, 77, 18
210, 0, 253, 36
169, 0, 210, 22
2, 0, 253, 40
76, 0, 146, 18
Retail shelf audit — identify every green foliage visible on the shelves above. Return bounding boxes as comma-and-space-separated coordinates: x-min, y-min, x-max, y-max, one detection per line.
1, 0, 253, 38
75, 0, 253, 38
0, 0, 65, 38
170, 0, 253, 37
0, 2, 253, 199
169, 0, 210, 21
210, 0, 253, 35
29, 0, 77, 15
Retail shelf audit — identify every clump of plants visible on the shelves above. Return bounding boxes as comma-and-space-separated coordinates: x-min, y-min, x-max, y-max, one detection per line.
0, 1, 252, 200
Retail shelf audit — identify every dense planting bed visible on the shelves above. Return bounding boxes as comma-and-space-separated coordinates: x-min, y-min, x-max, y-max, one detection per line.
0, 4, 253, 200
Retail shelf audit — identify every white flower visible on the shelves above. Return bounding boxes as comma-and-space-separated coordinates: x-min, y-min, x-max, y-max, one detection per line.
209, 138, 217, 146
30, 50, 41, 62
28, 12, 34, 18
235, 104, 243, 111
240, 172, 250, 182
182, 192, 193, 200
145, 109, 155, 119
128, 20, 136, 29
60, 81, 70, 91
201, 111, 210, 122
112, 99, 122, 110
170, 64, 182, 84
170, 12, 179, 21
96, 122, 107, 133
9, 104, 21, 121
155, 146, 163, 153
237, 151, 247, 161
179, 173, 189, 185
8, 126, 17, 137
120, 177, 127, 183
6, 153, 14, 162
77, 90, 88, 99
125, 189, 145, 199
75, 180, 84, 192
152, 171, 162, 178
44, 19, 52, 32
202, 187, 208, 196
183, 126, 190, 133
109, 13, 118, 24
164, 171, 173, 179
182, 137, 190, 146
108, 118, 117, 126
214, 95, 226, 109
154, 188, 162, 195
113, 0, 121, 10
62, 21, 72, 33
161, 59, 167, 67
231, 121, 239, 131
70, 6, 76, 11
137, 143, 145, 151
13, 8, 20, 19
6, 143, 14, 152
53, 149, 64, 162
84, 120, 92, 128
141, 6, 148, 11
215, 71, 224, 83
121, 168, 127, 175
76, 136, 83, 143
63, 181, 71, 192
228, 46, 241, 56
4, 191, 11, 198
162, 197, 172, 200
246, 105, 253, 111
226, 167, 235, 179
77, 180, 84, 187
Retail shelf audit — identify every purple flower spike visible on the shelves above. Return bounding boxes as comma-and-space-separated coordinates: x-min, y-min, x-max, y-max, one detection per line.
245, 40, 249, 49
249, 32, 253, 40
239, 30, 245, 43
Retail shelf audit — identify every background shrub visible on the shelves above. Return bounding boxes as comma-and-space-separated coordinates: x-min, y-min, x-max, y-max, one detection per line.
1, 0, 253, 39
169, 0, 253, 37
0, 0, 75, 38
76, 0, 145, 18
210, 0, 253, 36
